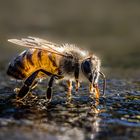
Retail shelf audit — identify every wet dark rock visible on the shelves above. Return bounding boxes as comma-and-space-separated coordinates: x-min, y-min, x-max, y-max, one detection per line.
0, 72, 140, 140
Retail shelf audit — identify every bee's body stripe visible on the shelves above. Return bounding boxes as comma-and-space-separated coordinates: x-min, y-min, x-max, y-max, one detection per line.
37, 50, 42, 61
48, 53, 57, 67
7, 49, 60, 80
26, 50, 34, 66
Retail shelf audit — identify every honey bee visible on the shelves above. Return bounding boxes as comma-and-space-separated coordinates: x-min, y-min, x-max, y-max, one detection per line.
7, 36, 106, 103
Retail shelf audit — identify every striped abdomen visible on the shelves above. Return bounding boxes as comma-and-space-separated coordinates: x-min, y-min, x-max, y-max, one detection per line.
7, 49, 60, 79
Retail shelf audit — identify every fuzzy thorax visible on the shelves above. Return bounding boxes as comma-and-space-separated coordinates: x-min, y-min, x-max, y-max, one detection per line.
59, 44, 101, 83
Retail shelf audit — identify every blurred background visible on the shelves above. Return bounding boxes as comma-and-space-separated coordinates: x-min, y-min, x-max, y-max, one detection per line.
0, 0, 140, 70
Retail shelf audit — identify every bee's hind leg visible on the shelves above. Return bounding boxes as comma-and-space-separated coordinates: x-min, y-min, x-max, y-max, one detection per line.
14, 81, 38, 102
16, 70, 40, 102
46, 76, 56, 103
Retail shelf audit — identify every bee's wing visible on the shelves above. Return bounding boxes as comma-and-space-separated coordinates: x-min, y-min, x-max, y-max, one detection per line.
8, 36, 67, 57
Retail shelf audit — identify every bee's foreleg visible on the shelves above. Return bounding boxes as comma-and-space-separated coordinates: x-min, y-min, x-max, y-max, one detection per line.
94, 84, 100, 102
16, 70, 39, 100
89, 83, 100, 106
89, 83, 95, 100
66, 80, 72, 102
46, 76, 55, 103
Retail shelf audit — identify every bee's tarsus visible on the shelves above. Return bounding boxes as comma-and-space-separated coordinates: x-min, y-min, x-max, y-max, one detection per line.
28, 92, 37, 100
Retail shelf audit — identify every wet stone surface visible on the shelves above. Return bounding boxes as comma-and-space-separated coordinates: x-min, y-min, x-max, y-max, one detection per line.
0, 71, 140, 140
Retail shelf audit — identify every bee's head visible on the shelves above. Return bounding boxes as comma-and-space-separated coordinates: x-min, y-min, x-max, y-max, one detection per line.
81, 55, 106, 96
81, 55, 101, 84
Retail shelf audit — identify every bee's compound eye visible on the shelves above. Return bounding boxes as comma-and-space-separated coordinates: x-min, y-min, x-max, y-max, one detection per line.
81, 59, 92, 75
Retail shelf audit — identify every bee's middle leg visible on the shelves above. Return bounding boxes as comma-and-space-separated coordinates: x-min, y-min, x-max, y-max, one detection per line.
66, 80, 72, 102
75, 80, 80, 92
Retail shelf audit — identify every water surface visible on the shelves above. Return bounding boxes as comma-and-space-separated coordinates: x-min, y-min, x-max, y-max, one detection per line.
0, 69, 139, 140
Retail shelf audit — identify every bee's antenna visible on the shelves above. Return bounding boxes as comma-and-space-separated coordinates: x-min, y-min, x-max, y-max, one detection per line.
99, 71, 106, 97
